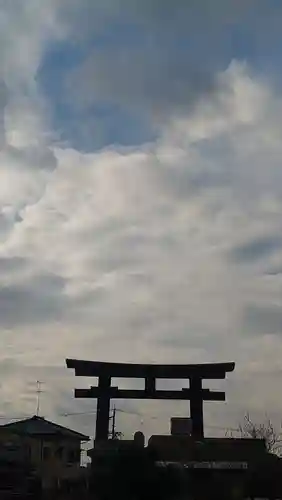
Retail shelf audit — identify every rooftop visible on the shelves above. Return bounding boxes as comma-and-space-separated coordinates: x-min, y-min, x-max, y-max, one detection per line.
0, 415, 89, 441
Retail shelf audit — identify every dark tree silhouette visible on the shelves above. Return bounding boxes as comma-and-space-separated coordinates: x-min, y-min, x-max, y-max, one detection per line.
238, 413, 282, 454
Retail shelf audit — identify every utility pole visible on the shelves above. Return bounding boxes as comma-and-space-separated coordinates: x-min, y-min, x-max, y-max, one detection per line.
111, 406, 116, 439
109, 407, 123, 440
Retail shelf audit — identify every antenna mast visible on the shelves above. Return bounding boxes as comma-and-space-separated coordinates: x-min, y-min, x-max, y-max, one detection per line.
36, 381, 43, 417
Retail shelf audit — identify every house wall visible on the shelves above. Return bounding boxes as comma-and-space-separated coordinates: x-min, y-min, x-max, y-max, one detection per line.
0, 430, 31, 462
0, 430, 81, 465
0, 430, 83, 489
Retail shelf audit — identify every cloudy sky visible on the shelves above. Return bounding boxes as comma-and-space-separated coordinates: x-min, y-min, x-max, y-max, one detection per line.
1, 0, 282, 441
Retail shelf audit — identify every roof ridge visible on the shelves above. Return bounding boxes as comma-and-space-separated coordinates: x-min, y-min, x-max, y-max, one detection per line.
34, 416, 89, 439
0, 415, 89, 441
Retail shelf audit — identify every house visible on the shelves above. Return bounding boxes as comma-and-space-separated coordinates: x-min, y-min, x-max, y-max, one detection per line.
0, 457, 39, 498
0, 415, 89, 490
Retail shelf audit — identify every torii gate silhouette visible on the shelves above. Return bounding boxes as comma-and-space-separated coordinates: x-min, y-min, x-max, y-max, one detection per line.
66, 359, 235, 442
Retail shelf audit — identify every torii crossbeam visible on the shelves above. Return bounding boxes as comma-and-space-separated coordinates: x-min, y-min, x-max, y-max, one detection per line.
66, 359, 235, 442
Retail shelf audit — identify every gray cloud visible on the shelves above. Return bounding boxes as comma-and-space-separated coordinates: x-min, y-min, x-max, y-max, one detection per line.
68, 45, 215, 123
3, 64, 282, 348
3, 144, 57, 172
0, 256, 27, 276
61, 0, 282, 44
227, 235, 282, 264
243, 305, 282, 336
0, 274, 66, 327
2, 0, 282, 435
0, 81, 8, 147
266, 267, 282, 276
63, 0, 282, 138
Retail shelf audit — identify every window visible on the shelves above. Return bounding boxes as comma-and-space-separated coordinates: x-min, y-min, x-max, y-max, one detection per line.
2, 441, 19, 451
68, 449, 80, 464
43, 446, 51, 460
25, 445, 31, 459
55, 446, 63, 459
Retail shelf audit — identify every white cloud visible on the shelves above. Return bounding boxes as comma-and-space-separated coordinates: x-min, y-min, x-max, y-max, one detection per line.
1, 57, 282, 437
0, 0, 282, 436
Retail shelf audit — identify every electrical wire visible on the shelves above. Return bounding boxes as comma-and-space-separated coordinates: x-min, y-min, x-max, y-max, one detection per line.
0, 415, 31, 420
60, 408, 240, 432
59, 410, 97, 416
0, 408, 240, 432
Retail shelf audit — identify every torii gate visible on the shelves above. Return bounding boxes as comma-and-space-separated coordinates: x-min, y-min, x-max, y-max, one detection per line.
66, 359, 235, 441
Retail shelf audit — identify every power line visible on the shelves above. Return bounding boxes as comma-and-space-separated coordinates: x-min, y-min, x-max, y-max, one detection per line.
0, 415, 31, 420
114, 409, 239, 430
114, 408, 158, 418
60, 410, 97, 416
0, 407, 240, 433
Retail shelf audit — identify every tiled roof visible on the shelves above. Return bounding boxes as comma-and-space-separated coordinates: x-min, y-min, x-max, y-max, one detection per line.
0, 415, 89, 441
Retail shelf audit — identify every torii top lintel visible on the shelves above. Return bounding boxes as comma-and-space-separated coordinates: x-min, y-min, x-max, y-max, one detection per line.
66, 359, 235, 379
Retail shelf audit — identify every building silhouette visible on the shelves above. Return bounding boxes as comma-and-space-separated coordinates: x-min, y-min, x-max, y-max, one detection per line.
0, 415, 89, 491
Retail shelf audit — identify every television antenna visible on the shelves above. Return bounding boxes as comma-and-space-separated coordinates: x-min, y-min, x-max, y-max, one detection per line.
36, 381, 44, 417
